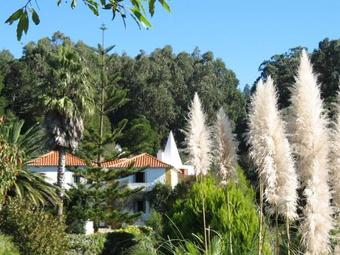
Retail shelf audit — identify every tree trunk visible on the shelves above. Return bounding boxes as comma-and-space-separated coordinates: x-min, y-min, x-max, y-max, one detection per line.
94, 219, 99, 233
57, 147, 66, 217
97, 27, 106, 167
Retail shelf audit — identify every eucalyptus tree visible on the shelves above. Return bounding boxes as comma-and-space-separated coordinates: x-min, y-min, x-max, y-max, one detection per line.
41, 45, 94, 216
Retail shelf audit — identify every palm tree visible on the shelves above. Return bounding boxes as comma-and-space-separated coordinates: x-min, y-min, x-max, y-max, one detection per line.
0, 119, 60, 206
41, 45, 94, 216
0, 138, 22, 205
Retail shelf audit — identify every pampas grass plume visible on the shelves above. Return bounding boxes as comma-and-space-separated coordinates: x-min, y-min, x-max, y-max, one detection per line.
213, 108, 238, 184
248, 77, 298, 219
290, 50, 333, 255
184, 92, 212, 176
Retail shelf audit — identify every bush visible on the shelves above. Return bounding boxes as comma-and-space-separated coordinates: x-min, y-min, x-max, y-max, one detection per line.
65, 185, 89, 234
66, 225, 154, 255
146, 210, 164, 235
0, 200, 67, 255
147, 177, 195, 215
165, 168, 271, 255
67, 234, 106, 255
0, 234, 20, 255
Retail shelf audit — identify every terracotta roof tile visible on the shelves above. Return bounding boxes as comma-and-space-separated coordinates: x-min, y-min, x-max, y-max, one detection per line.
28, 151, 86, 167
103, 153, 172, 169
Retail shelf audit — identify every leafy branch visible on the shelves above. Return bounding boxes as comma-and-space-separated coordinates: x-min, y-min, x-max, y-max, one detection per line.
5, 0, 171, 40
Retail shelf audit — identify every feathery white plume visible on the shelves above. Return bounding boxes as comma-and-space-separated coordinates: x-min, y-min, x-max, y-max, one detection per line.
290, 50, 333, 255
248, 77, 298, 219
213, 108, 238, 184
331, 92, 340, 210
184, 92, 212, 176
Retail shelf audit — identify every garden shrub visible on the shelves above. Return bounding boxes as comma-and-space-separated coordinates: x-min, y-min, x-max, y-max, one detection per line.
165, 167, 271, 255
101, 231, 137, 255
0, 234, 20, 255
0, 200, 67, 255
67, 234, 106, 255
65, 185, 89, 234
146, 210, 164, 235
66, 225, 153, 255
125, 234, 158, 255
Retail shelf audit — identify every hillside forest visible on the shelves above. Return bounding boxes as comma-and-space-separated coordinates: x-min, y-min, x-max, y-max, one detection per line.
1, 34, 339, 166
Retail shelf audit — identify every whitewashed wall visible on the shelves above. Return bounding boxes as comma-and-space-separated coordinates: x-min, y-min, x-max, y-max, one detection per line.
118, 168, 166, 190
28, 166, 77, 189
118, 168, 167, 221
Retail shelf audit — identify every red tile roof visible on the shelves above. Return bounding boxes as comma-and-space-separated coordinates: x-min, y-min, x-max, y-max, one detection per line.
28, 151, 86, 167
102, 153, 172, 169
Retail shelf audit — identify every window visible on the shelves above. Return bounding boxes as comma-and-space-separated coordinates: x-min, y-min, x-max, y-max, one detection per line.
135, 172, 145, 183
73, 175, 81, 184
134, 200, 146, 213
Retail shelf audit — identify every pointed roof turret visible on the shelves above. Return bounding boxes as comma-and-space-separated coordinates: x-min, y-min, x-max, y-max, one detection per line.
162, 131, 183, 169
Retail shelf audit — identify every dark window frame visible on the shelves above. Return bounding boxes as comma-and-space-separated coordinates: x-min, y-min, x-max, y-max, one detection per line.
135, 171, 145, 183
135, 200, 146, 213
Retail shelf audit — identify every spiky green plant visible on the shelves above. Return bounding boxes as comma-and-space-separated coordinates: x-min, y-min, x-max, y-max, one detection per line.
0, 119, 60, 206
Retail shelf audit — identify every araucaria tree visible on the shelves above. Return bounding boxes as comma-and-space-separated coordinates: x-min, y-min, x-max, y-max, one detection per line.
248, 77, 298, 254
184, 92, 212, 176
42, 45, 94, 216
290, 50, 332, 255
213, 108, 238, 184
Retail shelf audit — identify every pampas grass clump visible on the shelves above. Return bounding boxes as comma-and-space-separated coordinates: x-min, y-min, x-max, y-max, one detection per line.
290, 50, 333, 255
213, 108, 238, 184
184, 92, 212, 176
248, 77, 298, 219
331, 92, 340, 210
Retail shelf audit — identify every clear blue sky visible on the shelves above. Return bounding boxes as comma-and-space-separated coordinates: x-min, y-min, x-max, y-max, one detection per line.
1, 1, 340, 88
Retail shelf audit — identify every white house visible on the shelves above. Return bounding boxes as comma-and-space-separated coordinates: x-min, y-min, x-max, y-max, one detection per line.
28, 150, 86, 189
102, 153, 176, 222
27, 131, 190, 223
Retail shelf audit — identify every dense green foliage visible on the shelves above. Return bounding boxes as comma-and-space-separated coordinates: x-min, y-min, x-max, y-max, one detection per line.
0, 234, 20, 255
66, 167, 141, 232
0, 138, 22, 204
256, 38, 340, 115
2, 34, 340, 254
0, 118, 60, 207
66, 226, 153, 255
0, 33, 246, 154
0, 200, 67, 255
67, 234, 106, 255
118, 116, 160, 154
165, 171, 271, 255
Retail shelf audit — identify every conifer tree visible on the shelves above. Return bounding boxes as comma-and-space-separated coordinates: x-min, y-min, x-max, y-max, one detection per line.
67, 27, 141, 231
